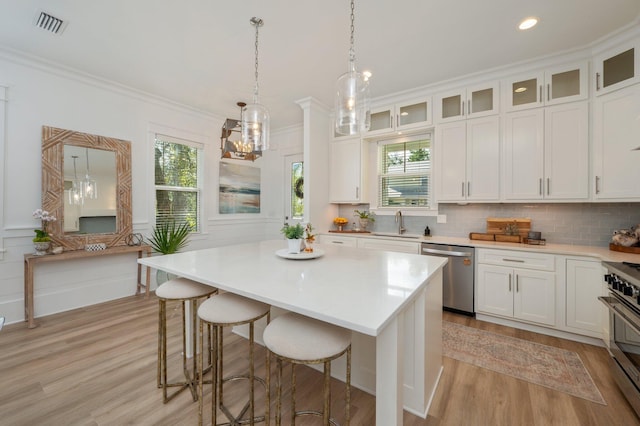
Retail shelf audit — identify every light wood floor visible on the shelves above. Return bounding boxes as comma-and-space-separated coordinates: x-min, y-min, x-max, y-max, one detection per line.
1, 294, 639, 425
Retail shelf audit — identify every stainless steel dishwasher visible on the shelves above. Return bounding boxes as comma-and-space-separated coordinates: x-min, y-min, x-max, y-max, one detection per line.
421, 242, 475, 316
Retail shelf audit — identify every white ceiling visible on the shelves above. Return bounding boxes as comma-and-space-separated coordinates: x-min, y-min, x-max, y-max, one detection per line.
0, 0, 639, 131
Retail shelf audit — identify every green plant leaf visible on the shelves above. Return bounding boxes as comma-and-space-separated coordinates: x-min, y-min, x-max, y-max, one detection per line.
147, 220, 191, 254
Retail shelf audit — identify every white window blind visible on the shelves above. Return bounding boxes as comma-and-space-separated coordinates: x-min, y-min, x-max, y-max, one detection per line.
154, 136, 201, 231
378, 135, 431, 208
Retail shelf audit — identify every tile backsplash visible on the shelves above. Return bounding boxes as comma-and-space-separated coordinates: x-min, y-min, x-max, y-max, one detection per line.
338, 203, 640, 247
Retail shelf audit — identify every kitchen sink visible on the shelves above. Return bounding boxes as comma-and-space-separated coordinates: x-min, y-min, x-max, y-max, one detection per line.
372, 232, 421, 239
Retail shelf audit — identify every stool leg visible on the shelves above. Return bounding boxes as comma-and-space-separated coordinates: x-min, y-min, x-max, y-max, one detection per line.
198, 319, 204, 426
212, 325, 218, 425
323, 361, 331, 426
162, 300, 169, 402
291, 363, 296, 426
265, 313, 271, 426
249, 321, 255, 426
189, 299, 198, 401
346, 346, 351, 426
218, 327, 224, 411
275, 357, 283, 426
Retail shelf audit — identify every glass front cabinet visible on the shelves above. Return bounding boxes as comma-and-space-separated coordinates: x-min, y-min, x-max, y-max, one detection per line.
367, 97, 432, 136
594, 38, 640, 96
434, 81, 499, 123
503, 62, 588, 112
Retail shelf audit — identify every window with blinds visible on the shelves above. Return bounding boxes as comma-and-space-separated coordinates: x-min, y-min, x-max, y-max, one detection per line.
154, 135, 202, 231
378, 135, 431, 208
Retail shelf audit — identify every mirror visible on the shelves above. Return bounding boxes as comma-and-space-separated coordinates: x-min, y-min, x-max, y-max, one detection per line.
42, 126, 132, 251
63, 146, 117, 234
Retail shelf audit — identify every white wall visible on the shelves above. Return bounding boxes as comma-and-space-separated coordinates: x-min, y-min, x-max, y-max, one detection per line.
0, 50, 301, 325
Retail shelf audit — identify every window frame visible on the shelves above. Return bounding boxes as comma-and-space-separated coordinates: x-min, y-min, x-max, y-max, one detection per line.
370, 132, 436, 213
153, 133, 204, 233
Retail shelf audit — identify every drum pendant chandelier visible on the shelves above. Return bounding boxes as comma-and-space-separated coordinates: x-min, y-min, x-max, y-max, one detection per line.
334, 0, 371, 136
242, 17, 270, 152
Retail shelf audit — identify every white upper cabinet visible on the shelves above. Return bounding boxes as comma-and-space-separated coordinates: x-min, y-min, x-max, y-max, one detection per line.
593, 84, 640, 200
594, 38, 640, 96
434, 81, 499, 123
329, 137, 366, 203
367, 97, 432, 136
503, 62, 588, 112
435, 116, 500, 202
503, 102, 588, 201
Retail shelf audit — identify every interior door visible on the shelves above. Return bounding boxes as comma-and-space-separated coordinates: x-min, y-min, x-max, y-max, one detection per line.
284, 153, 304, 228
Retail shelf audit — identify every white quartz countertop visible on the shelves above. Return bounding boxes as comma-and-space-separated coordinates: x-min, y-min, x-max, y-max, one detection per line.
139, 239, 447, 336
323, 232, 640, 263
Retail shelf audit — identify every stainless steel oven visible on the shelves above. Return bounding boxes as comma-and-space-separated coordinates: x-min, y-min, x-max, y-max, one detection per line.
600, 261, 640, 418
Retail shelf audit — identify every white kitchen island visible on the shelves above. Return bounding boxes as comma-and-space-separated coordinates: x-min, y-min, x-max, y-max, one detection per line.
139, 239, 447, 425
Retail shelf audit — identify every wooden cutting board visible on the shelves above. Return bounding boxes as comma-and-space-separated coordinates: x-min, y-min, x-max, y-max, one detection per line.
486, 217, 531, 238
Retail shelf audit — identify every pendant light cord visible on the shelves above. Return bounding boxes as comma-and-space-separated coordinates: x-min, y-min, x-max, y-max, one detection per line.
252, 17, 262, 102
349, 0, 356, 64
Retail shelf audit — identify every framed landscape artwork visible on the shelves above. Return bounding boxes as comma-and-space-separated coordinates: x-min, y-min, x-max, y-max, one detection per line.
219, 162, 261, 214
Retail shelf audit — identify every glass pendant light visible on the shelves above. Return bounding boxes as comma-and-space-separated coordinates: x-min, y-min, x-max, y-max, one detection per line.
242, 17, 270, 151
335, 0, 371, 136
69, 155, 83, 205
81, 148, 98, 200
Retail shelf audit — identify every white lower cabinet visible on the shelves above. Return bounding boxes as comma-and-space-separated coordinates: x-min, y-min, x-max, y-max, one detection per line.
565, 258, 605, 337
477, 264, 556, 326
476, 249, 556, 327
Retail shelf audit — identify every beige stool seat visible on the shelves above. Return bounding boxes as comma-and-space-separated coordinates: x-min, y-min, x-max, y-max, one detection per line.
197, 292, 271, 426
156, 277, 217, 404
263, 312, 351, 426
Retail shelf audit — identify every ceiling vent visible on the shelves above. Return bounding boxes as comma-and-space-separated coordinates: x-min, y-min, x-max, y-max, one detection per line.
34, 11, 67, 35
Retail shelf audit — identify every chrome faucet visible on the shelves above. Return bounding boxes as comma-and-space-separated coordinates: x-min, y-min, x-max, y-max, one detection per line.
395, 210, 406, 234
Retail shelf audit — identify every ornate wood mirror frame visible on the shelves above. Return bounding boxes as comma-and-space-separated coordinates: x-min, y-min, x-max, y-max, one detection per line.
41, 126, 132, 251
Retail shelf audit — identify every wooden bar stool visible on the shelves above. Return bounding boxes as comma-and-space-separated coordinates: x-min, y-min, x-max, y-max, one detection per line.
156, 277, 217, 403
263, 312, 351, 426
197, 292, 271, 426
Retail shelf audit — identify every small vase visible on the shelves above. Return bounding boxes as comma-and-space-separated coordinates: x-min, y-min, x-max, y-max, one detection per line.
34, 241, 50, 256
304, 239, 315, 253
358, 218, 369, 231
287, 238, 303, 254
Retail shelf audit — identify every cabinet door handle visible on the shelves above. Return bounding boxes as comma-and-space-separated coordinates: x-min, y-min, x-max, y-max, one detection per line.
547, 84, 550, 101
508, 274, 512, 292
461, 182, 465, 197
503, 258, 525, 263
396, 114, 399, 128
461, 100, 465, 116
467, 100, 471, 115
355, 186, 359, 199
467, 181, 471, 197
596, 72, 601, 91
539, 85, 543, 103
539, 178, 543, 196
595, 176, 601, 194
547, 178, 550, 196
516, 274, 519, 292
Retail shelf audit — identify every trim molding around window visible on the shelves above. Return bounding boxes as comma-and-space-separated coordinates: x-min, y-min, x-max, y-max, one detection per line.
374, 132, 434, 212
153, 133, 204, 232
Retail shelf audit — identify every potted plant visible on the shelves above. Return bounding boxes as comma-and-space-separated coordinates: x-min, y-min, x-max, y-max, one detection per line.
353, 209, 375, 231
280, 223, 305, 253
32, 209, 56, 255
147, 220, 192, 283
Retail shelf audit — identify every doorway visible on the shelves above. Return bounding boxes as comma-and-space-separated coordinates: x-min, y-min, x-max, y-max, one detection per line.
284, 153, 303, 227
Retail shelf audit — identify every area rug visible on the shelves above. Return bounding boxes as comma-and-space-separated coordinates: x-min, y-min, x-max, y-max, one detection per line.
442, 321, 606, 405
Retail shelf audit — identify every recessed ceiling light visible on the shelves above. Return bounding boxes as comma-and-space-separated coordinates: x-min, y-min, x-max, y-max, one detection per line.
519, 17, 538, 30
